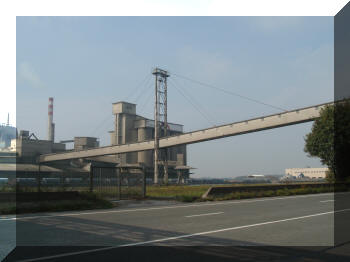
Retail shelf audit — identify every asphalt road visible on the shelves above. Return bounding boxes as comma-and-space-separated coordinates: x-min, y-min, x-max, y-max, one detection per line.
2, 192, 350, 262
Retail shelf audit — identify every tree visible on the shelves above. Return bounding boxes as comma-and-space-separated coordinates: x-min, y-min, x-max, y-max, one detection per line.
304, 100, 350, 182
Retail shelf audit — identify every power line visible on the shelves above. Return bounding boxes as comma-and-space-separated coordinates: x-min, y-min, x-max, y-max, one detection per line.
172, 72, 287, 112
92, 74, 155, 138
171, 77, 218, 125
169, 78, 216, 127
132, 76, 153, 104
89, 73, 151, 137
138, 84, 154, 117
92, 81, 153, 138
90, 114, 112, 137
124, 73, 151, 102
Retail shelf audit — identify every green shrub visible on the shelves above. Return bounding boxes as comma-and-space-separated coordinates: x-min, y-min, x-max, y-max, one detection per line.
205, 185, 335, 202
177, 195, 199, 202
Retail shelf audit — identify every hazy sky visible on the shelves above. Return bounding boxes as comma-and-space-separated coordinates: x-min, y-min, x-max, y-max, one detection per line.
16, 16, 333, 178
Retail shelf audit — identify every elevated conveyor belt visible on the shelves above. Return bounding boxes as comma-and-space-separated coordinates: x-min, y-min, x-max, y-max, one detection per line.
39, 102, 332, 163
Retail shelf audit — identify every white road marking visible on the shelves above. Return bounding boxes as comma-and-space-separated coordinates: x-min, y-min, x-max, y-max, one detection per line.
320, 200, 334, 203
185, 212, 224, 218
16, 208, 350, 262
0, 192, 341, 221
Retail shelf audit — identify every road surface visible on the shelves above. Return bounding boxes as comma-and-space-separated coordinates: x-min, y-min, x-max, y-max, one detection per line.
2, 192, 350, 261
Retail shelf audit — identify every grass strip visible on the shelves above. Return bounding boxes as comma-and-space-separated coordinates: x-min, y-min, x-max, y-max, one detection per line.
146, 184, 349, 202
146, 185, 211, 202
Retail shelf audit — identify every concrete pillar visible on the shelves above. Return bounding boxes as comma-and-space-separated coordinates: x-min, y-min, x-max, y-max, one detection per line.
177, 170, 182, 185
138, 128, 147, 164
177, 153, 184, 166
115, 114, 119, 145
183, 145, 187, 165
138, 127, 147, 141
137, 128, 153, 166
122, 114, 126, 144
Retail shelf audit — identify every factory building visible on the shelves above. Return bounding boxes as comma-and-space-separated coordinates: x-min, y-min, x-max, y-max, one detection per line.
5, 98, 66, 163
11, 130, 66, 162
74, 137, 99, 150
0, 99, 190, 183
285, 168, 328, 179
109, 101, 188, 180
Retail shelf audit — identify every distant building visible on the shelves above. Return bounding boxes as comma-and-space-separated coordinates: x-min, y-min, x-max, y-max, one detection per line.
232, 175, 271, 184
248, 174, 265, 178
11, 130, 66, 162
0, 124, 17, 148
285, 168, 328, 179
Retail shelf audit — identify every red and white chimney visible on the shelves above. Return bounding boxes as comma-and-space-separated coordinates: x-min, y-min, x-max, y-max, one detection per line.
48, 97, 55, 141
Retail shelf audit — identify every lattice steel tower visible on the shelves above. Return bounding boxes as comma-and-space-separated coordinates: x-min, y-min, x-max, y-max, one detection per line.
152, 68, 170, 184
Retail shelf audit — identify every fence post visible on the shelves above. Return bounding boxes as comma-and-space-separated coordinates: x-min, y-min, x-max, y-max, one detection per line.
37, 163, 41, 193
118, 168, 121, 200
89, 164, 93, 193
142, 167, 146, 198
60, 172, 65, 191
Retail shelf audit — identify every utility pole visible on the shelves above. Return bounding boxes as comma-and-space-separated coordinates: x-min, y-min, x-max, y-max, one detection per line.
152, 68, 169, 185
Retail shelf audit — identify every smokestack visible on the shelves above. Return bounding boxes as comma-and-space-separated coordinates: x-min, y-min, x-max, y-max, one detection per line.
7, 113, 9, 126
48, 97, 55, 142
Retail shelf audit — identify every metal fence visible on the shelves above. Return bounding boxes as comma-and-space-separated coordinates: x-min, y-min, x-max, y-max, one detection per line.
91, 166, 146, 200
12, 171, 91, 192
0, 166, 146, 200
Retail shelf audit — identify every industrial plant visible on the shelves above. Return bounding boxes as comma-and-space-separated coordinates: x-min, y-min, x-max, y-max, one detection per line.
0, 68, 332, 189
0, 69, 192, 186
108, 100, 187, 181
